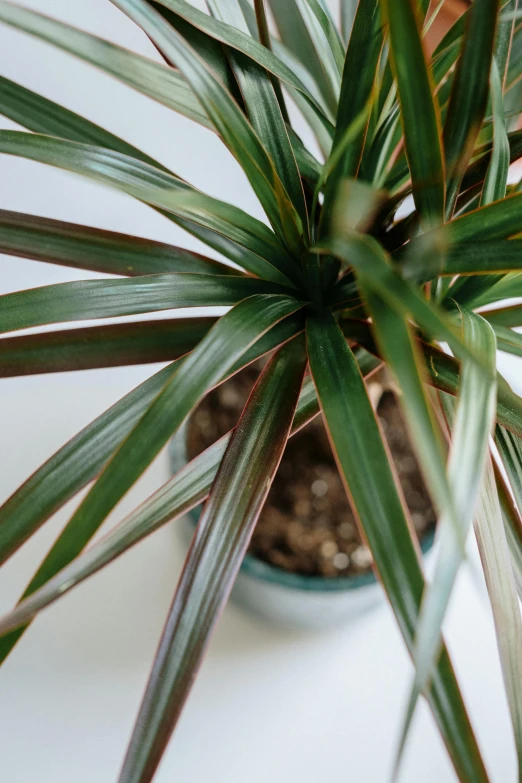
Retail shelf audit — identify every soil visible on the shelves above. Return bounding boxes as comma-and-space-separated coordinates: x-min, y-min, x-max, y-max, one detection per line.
186, 361, 436, 579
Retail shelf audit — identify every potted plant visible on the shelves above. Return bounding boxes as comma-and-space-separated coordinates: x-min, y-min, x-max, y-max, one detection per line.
0, 0, 522, 781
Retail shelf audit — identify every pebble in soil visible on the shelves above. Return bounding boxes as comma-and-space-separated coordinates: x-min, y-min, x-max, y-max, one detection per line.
186, 362, 436, 579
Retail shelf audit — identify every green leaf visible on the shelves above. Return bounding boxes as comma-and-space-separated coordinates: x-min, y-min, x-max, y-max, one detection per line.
381, 0, 445, 229
0, 433, 231, 655
119, 336, 306, 783
454, 128, 522, 201
0, 352, 383, 661
124, 0, 334, 126
0, 307, 303, 568
292, 0, 344, 96
473, 457, 522, 777
0, 76, 283, 275
483, 303, 522, 328
401, 240, 522, 284
0, 274, 286, 333
482, 58, 511, 206
495, 0, 518, 87
0, 210, 239, 277
440, 191, 522, 243
286, 126, 322, 185
423, 342, 522, 440
145, 0, 242, 103
447, 56, 512, 306
251, 0, 292, 123
111, 0, 305, 256
272, 41, 334, 156
0, 75, 174, 163
0, 0, 333, 139
377, 20, 465, 196
396, 311, 497, 777
496, 425, 522, 517
443, 0, 500, 215
0, 3, 211, 128
472, 272, 522, 307
365, 106, 403, 190
306, 312, 489, 783
496, 462, 522, 600
0, 130, 296, 285
337, 312, 522, 442
318, 232, 485, 370
321, 0, 382, 223
492, 324, 522, 358
0, 318, 216, 377
363, 288, 458, 558
32, 295, 302, 584
205, 0, 309, 237
267, 0, 339, 113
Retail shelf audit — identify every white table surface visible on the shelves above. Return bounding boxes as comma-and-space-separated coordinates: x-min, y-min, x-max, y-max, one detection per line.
0, 2, 520, 781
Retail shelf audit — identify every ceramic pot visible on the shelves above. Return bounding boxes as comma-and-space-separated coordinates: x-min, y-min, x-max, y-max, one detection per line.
169, 424, 434, 629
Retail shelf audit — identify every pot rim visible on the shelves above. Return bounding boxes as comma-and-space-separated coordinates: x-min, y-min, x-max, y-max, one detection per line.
171, 421, 435, 594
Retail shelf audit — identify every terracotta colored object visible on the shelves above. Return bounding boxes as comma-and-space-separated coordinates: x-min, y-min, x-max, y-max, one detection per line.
424, 0, 469, 52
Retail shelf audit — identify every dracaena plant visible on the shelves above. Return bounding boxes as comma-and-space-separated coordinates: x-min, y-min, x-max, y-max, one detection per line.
2, 0, 522, 779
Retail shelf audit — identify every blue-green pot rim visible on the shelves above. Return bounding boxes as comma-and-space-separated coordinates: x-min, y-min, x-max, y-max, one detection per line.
170, 426, 435, 594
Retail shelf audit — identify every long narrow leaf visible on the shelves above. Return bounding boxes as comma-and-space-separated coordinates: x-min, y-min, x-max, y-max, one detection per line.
0, 308, 304, 566
321, 0, 382, 223
337, 313, 522, 440
472, 273, 522, 308
400, 240, 522, 284
0, 351, 380, 662
0, 318, 215, 377
0, 3, 211, 127
206, 0, 309, 236
381, 0, 445, 229
129, 0, 334, 126
35, 295, 302, 591
396, 311, 497, 776
110, 0, 305, 256
267, 0, 338, 113
484, 303, 522, 328
496, 425, 522, 516
443, 0, 500, 215
145, 0, 242, 102
482, 58, 511, 206
474, 457, 522, 776
495, 0, 518, 89
0, 75, 175, 163
363, 288, 459, 552
430, 191, 522, 245
495, 460, 522, 599
0, 274, 286, 333
0, 350, 383, 655
118, 336, 306, 783
0, 210, 236, 277
318, 232, 486, 370
292, 0, 343, 101
306, 312, 489, 783
0, 81, 290, 277
252, 0, 291, 123
493, 324, 522, 358
447, 56, 512, 306
423, 343, 522, 439
0, 131, 296, 285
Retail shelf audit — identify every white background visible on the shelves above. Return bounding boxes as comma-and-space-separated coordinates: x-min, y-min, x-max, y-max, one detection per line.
0, 1, 521, 781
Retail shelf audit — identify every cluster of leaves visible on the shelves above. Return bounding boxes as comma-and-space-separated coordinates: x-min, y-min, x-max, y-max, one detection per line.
1, 0, 522, 780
